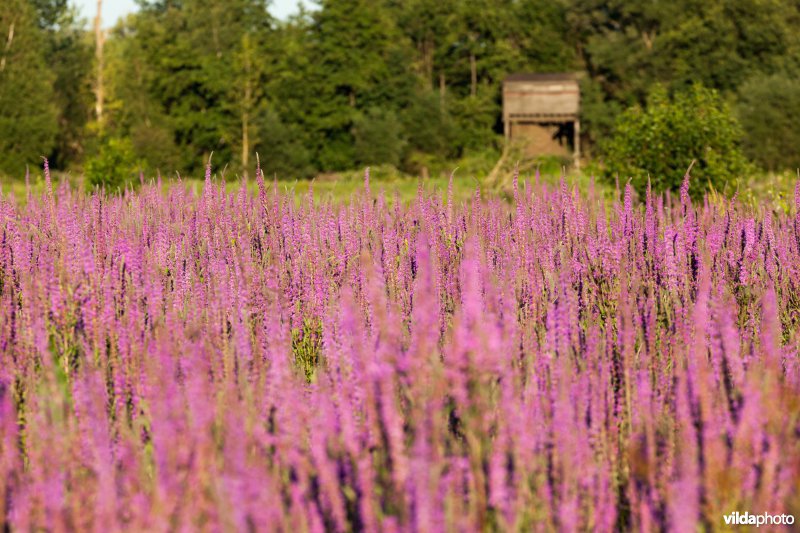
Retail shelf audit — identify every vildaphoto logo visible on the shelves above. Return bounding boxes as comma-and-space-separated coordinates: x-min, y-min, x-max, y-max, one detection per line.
723, 512, 795, 527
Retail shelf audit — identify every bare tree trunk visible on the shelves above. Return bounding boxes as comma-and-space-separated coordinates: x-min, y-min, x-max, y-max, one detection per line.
642, 31, 655, 50
94, 0, 105, 126
0, 21, 14, 73
242, 52, 251, 176
422, 38, 434, 90
242, 109, 249, 176
439, 71, 446, 111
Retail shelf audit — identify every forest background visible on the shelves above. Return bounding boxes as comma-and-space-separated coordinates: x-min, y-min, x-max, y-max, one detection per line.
3, 0, 800, 194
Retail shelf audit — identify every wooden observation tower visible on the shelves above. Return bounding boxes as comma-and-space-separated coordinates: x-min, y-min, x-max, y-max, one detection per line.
502, 73, 581, 169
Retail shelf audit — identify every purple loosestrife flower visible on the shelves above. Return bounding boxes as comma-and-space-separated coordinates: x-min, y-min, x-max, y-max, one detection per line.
0, 163, 798, 531
759, 286, 782, 369
447, 170, 455, 229
668, 373, 701, 533
679, 169, 691, 212
307, 408, 349, 532
795, 178, 800, 224
72, 369, 118, 529
645, 177, 656, 256
0, 379, 18, 525
623, 181, 634, 240
407, 230, 440, 376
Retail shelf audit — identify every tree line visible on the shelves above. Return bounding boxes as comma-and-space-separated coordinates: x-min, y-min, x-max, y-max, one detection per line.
3, 0, 800, 181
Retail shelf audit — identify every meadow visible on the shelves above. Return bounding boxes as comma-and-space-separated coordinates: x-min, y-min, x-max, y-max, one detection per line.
0, 162, 798, 531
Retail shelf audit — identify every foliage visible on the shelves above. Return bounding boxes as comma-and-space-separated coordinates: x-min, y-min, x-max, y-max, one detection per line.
45, 6, 94, 169
401, 90, 457, 160
603, 84, 750, 196
29, 0, 68, 28
737, 73, 800, 171
451, 89, 502, 152
578, 76, 623, 152
291, 319, 323, 383
0, 0, 57, 177
84, 137, 140, 190
6, 0, 800, 175
571, 0, 800, 165
255, 109, 314, 179
353, 107, 407, 167
97, 0, 581, 175
0, 171, 798, 530
0, 0, 92, 173
106, 0, 274, 175
298, 0, 416, 170
570, 0, 800, 101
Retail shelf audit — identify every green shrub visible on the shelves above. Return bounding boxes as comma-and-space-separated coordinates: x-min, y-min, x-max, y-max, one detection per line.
85, 137, 141, 190
451, 89, 499, 153
737, 74, 800, 172
316, 131, 357, 172
291, 319, 323, 383
254, 109, 314, 179
402, 91, 457, 160
353, 107, 407, 168
603, 84, 750, 197
129, 123, 181, 174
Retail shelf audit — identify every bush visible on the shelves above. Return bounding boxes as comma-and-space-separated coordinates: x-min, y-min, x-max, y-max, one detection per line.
84, 137, 141, 190
353, 107, 407, 168
450, 89, 499, 153
401, 91, 457, 160
254, 109, 314, 179
129, 122, 181, 174
579, 77, 624, 153
603, 84, 750, 197
737, 74, 800, 172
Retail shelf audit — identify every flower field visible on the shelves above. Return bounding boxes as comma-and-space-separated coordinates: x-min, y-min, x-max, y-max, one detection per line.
0, 164, 798, 531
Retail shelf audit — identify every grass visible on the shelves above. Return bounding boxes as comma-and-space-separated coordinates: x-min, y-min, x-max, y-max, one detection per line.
0, 164, 550, 206
1, 157, 796, 211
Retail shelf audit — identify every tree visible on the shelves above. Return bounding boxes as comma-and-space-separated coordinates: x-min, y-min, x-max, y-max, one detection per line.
94, 0, 105, 128
17, 0, 95, 171
508, 0, 576, 73
401, 90, 457, 160
385, 0, 578, 156
105, 0, 274, 176
84, 136, 140, 190
385, 0, 458, 92
252, 12, 316, 177
0, 0, 58, 176
737, 74, 800, 172
29, 0, 68, 29
568, 0, 800, 144
353, 107, 407, 167
46, 5, 93, 169
299, 0, 416, 170
12, 0, 800, 179
603, 84, 750, 197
